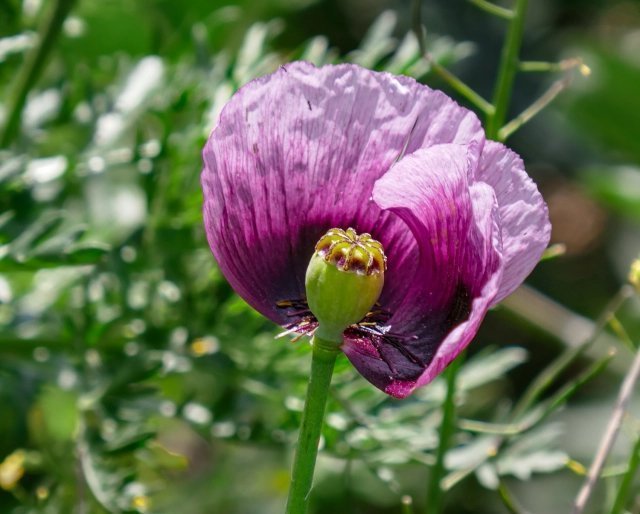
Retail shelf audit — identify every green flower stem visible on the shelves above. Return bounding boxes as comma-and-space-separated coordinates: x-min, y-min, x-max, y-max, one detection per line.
0, 0, 77, 147
285, 336, 339, 514
485, 0, 529, 140
425, 355, 462, 514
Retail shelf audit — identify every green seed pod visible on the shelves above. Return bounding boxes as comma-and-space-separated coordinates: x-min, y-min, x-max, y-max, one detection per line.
305, 228, 386, 344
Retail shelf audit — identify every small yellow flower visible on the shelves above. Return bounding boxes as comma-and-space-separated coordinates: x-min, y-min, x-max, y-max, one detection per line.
36, 486, 50, 500
132, 495, 151, 512
190, 337, 219, 356
579, 63, 591, 77
0, 450, 26, 491
566, 458, 587, 475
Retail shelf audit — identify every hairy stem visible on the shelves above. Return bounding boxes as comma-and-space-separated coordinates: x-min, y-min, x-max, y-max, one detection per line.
485, 0, 529, 140
285, 337, 339, 514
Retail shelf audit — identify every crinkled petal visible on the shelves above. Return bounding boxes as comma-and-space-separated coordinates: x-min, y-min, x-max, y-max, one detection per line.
476, 141, 550, 304
374, 144, 495, 313
343, 144, 503, 397
202, 62, 484, 324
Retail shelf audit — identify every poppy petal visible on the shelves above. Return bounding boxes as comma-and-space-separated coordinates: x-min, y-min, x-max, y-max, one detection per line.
476, 141, 551, 303
343, 144, 503, 397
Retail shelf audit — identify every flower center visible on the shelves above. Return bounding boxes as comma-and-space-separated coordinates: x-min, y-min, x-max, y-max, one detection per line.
305, 227, 386, 344
315, 227, 387, 275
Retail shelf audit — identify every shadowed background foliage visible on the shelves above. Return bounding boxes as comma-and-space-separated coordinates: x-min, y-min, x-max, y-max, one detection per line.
1, 0, 639, 513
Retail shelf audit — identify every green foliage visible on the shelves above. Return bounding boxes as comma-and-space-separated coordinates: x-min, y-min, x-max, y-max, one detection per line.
1, 1, 640, 513
564, 46, 640, 166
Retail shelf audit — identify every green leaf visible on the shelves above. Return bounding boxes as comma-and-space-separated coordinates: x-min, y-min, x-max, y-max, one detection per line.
0, 243, 109, 270
348, 10, 397, 68
31, 225, 87, 256
79, 430, 137, 514
582, 165, 640, 221
62, 243, 110, 264
458, 347, 528, 391
103, 428, 156, 455
8, 210, 65, 258
36, 386, 79, 442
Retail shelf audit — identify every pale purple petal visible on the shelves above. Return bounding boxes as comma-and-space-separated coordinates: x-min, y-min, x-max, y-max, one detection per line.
202, 62, 484, 324
374, 144, 496, 313
476, 141, 550, 304
342, 144, 503, 397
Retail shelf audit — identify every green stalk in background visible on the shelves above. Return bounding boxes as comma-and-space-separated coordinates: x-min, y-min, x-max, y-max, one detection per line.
485, 0, 529, 140
1, 0, 77, 147
425, 356, 462, 513
412, 1, 533, 511
610, 435, 640, 514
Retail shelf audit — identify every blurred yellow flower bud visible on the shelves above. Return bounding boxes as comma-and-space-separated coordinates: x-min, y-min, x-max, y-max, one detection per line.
628, 258, 640, 293
0, 450, 26, 491
132, 495, 151, 512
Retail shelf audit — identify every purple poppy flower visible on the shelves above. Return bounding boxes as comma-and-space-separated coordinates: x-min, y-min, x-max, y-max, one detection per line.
202, 62, 550, 399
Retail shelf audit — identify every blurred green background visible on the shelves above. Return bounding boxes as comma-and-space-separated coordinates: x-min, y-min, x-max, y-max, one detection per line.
1, 0, 640, 513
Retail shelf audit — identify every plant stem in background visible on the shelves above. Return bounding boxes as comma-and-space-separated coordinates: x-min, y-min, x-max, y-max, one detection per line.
285, 336, 339, 514
467, 0, 514, 20
572, 344, 640, 514
512, 285, 634, 419
610, 434, 640, 514
498, 481, 526, 514
0, 0, 77, 147
411, 0, 494, 115
485, 0, 529, 140
425, 356, 462, 514
498, 77, 570, 140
